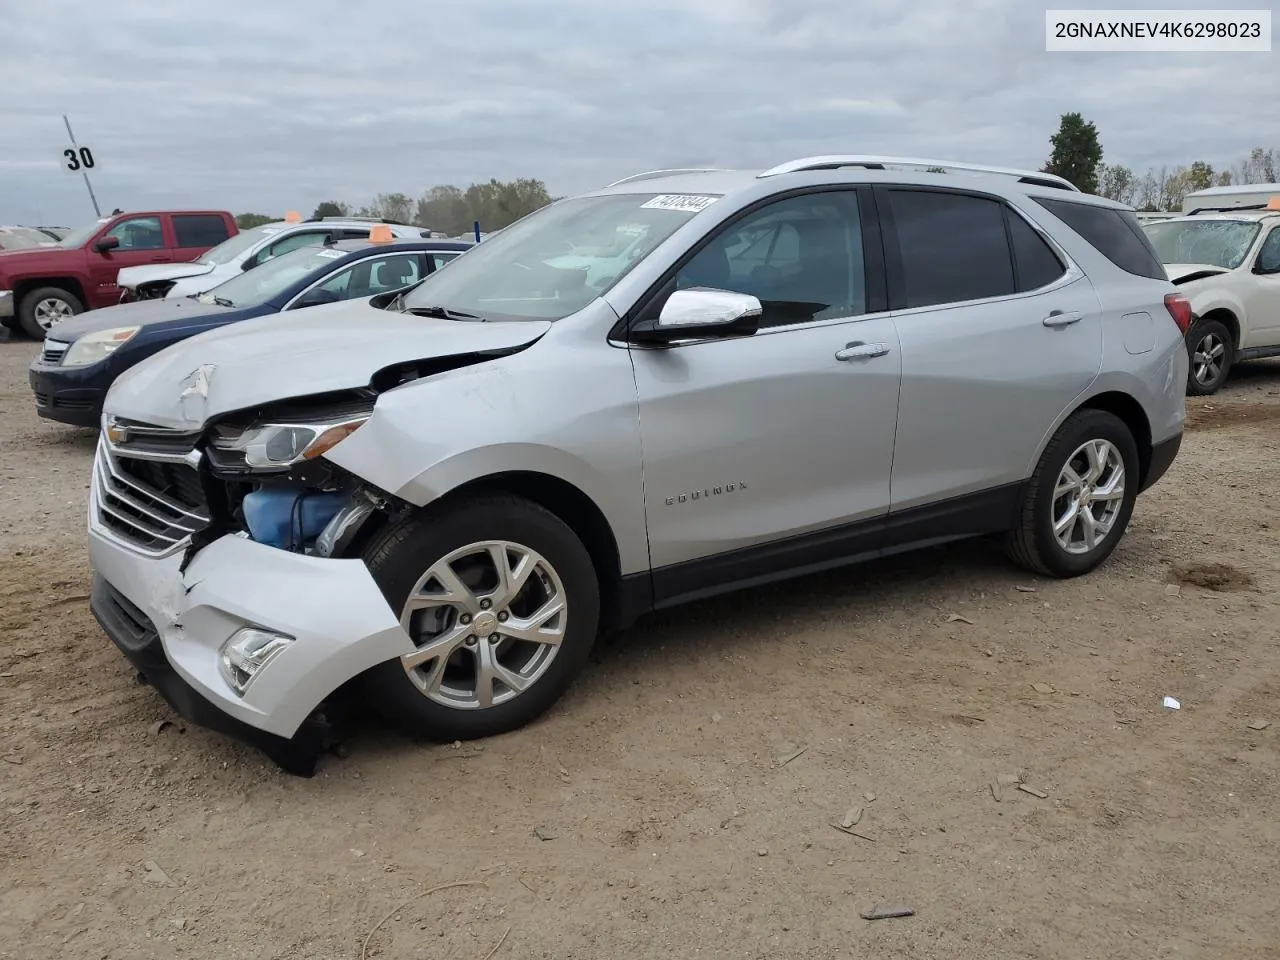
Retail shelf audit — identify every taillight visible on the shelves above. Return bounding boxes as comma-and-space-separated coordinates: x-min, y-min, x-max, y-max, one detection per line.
1164, 292, 1193, 334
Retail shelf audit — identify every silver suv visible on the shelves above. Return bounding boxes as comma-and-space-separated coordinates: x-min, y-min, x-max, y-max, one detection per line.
88, 156, 1189, 773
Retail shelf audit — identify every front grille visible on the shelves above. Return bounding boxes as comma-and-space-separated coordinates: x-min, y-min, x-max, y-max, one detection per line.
110, 418, 204, 456
93, 442, 210, 555
41, 340, 69, 364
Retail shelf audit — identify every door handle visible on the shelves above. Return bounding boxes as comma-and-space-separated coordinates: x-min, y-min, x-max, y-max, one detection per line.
835, 341, 890, 361
1043, 310, 1082, 328
153, 256, 173, 262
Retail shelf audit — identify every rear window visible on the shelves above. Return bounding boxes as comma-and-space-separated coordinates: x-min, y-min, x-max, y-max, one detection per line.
1032, 197, 1165, 280
173, 214, 231, 248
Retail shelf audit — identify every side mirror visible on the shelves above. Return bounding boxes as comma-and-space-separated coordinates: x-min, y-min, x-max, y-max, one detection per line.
632, 288, 762, 345
93, 236, 120, 254
294, 288, 341, 309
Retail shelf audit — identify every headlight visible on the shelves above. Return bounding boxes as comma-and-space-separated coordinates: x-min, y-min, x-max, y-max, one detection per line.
211, 411, 370, 471
62, 326, 140, 367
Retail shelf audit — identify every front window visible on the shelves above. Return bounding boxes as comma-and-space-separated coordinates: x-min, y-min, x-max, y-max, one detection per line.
198, 246, 348, 307
401, 193, 719, 321
198, 225, 278, 265
57, 218, 111, 248
1143, 219, 1262, 270
104, 217, 164, 251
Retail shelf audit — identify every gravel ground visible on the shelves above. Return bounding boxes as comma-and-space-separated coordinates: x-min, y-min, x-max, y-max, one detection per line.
1, 332, 1278, 960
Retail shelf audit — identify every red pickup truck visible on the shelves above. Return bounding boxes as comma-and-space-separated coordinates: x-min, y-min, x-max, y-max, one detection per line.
0, 210, 237, 339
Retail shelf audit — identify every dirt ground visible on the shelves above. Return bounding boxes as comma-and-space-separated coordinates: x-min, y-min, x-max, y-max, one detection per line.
1, 330, 1278, 960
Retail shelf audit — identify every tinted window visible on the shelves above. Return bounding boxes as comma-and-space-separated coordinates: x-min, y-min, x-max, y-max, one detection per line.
264, 230, 330, 260
673, 191, 866, 328
315, 253, 422, 300
1007, 211, 1066, 291
173, 214, 230, 248
1258, 228, 1280, 274
104, 216, 164, 251
887, 190, 1014, 308
1033, 197, 1165, 280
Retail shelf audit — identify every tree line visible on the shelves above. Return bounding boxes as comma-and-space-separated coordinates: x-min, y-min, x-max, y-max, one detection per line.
235, 178, 556, 234
1041, 112, 1278, 210
232, 127, 1280, 231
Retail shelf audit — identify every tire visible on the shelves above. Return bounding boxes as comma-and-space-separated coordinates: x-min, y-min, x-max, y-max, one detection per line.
18, 287, 83, 340
1006, 409, 1140, 578
1184, 317, 1233, 396
360, 494, 600, 741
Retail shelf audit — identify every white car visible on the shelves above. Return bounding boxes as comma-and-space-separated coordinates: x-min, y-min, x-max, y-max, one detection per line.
1143, 204, 1280, 394
116, 218, 431, 302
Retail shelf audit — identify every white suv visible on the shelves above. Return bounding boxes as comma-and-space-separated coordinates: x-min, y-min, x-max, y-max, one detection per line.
1143, 204, 1280, 394
116, 218, 432, 302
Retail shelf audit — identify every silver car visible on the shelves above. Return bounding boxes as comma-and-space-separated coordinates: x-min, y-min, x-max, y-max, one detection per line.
87, 156, 1189, 773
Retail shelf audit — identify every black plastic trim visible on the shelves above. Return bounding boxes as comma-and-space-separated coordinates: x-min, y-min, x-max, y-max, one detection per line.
1140, 434, 1181, 493
647, 482, 1024, 610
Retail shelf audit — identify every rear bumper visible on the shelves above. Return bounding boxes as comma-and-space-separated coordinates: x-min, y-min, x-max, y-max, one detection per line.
1141, 433, 1181, 493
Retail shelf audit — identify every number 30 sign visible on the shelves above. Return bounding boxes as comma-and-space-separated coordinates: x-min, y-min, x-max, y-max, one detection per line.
62, 146, 97, 172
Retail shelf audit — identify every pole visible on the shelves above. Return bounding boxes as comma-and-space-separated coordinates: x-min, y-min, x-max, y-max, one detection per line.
473, 220, 481, 243
62, 114, 101, 218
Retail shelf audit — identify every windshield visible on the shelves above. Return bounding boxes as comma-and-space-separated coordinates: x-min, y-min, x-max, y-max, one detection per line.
1143, 219, 1262, 270
198, 244, 345, 307
57, 218, 111, 249
200, 225, 279, 265
401, 192, 720, 321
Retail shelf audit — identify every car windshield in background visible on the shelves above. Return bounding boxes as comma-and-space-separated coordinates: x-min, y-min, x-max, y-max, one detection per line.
57, 219, 111, 249
0, 228, 41, 250
401, 193, 720, 321
197, 245, 344, 307
1143, 219, 1262, 270
200, 225, 277, 265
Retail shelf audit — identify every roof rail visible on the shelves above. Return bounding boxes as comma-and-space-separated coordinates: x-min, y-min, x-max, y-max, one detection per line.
756, 155, 1080, 192
606, 168, 733, 188
1185, 203, 1270, 215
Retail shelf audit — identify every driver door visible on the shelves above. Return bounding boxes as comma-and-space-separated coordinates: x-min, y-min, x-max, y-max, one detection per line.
1243, 225, 1280, 344
90, 216, 172, 305
627, 188, 902, 605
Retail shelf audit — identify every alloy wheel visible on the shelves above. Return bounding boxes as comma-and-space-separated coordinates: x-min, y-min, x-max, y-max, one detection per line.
1051, 439, 1126, 555
1192, 332, 1226, 388
33, 297, 74, 330
398, 540, 567, 710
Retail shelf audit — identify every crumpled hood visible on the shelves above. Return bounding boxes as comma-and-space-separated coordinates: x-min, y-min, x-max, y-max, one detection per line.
117, 260, 215, 289
1165, 263, 1232, 284
103, 299, 552, 429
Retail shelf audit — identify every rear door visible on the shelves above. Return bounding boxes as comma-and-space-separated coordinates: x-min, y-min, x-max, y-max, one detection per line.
877, 185, 1103, 514
171, 214, 233, 262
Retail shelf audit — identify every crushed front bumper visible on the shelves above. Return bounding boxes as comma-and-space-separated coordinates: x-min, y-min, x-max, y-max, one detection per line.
88, 522, 413, 775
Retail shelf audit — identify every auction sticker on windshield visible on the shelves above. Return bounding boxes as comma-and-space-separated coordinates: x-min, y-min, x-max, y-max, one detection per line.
640, 194, 719, 213
315, 249, 343, 259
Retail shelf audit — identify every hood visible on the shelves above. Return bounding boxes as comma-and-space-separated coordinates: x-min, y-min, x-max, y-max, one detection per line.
117, 260, 214, 289
104, 299, 552, 429
1165, 263, 1232, 285
0, 245, 78, 273
46, 296, 235, 341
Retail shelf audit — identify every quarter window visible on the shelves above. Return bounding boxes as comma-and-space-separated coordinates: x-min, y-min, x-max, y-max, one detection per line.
885, 190, 1015, 308
1033, 197, 1166, 281
671, 191, 866, 328
173, 215, 231, 248
1007, 211, 1067, 291
104, 216, 164, 251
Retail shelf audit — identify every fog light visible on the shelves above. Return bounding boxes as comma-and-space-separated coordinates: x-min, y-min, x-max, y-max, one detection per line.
218, 628, 294, 696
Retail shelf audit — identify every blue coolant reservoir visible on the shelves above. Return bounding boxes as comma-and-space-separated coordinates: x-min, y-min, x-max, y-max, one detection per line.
242, 489, 348, 551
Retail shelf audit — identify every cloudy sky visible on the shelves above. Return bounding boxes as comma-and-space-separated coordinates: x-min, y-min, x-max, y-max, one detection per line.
1, 0, 1275, 225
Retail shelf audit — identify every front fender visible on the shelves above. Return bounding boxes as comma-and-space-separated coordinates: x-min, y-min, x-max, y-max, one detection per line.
1183, 284, 1247, 335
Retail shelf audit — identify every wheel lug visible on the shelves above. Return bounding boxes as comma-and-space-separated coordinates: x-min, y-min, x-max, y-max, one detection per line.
480, 599, 492, 610
497, 611, 509, 622
488, 634, 499, 644
459, 614, 472, 625
465, 635, 477, 646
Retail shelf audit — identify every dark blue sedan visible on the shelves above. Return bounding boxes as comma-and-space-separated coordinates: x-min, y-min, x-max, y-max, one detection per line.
29, 237, 472, 426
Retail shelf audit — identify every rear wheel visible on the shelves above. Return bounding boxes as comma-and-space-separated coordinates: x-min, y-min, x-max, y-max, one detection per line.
1185, 318, 1233, 396
1006, 409, 1139, 578
360, 495, 600, 741
18, 287, 83, 340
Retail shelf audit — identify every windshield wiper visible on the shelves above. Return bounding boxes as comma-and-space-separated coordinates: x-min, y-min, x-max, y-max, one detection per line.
211, 296, 234, 307
407, 304, 486, 322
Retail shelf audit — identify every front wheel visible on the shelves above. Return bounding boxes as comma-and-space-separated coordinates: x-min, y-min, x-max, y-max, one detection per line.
18, 286, 84, 340
360, 494, 600, 741
1006, 409, 1139, 578
1185, 318, 1233, 396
